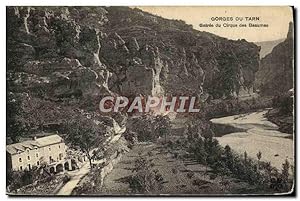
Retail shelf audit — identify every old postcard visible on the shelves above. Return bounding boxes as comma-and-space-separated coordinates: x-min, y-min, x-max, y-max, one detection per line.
6, 6, 295, 196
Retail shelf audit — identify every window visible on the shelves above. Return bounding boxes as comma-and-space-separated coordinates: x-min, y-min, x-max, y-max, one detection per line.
37, 161, 40, 166
27, 156, 30, 161
36, 153, 39, 158
19, 158, 22, 162
58, 145, 61, 149
27, 149, 30, 153
20, 166, 22, 171
49, 147, 51, 151
28, 164, 31, 170
59, 153, 63, 160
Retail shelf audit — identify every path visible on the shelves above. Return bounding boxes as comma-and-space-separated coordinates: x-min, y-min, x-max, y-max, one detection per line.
57, 163, 90, 195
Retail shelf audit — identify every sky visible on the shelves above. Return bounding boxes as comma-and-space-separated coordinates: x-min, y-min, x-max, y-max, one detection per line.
136, 6, 293, 42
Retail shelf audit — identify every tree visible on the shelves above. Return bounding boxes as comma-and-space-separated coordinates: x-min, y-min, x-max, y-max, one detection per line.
7, 93, 29, 143
189, 138, 208, 170
65, 115, 105, 168
244, 151, 248, 163
204, 136, 222, 165
223, 145, 234, 171
128, 156, 164, 193
154, 115, 170, 143
281, 159, 290, 191
211, 160, 231, 186
22, 97, 75, 133
256, 151, 262, 161
256, 151, 262, 169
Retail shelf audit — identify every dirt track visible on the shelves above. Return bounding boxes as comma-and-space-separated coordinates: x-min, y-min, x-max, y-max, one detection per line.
56, 163, 90, 195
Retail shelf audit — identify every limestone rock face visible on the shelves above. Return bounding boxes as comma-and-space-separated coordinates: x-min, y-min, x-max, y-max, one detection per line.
7, 7, 112, 100
7, 6, 261, 139
255, 22, 294, 96
9, 6, 260, 99
7, 6, 262, 101
101, 7, 260, 98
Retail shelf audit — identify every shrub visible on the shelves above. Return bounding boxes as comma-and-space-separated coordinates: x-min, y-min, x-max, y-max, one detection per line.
7, 168, 42, 192
128, 156, 165, 193
62, 174, 71, 183
186, 171, 195, 179
186, 134, 293, 193
127, 115, 171, 142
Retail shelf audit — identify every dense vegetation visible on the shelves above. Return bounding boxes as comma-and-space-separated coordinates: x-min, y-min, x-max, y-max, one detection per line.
7, 164, 68, 193
199, 96, 272, 119
126, 114, 171, 142
165, 134, 293, 194
127, 156, 165, 193
266, 93, 293, 134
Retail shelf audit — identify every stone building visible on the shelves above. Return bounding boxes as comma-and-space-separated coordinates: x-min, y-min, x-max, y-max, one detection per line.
6, 134, 66, 171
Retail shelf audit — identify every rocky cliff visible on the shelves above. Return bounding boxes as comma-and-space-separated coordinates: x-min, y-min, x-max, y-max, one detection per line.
101, 7, 260, 98
7, 6, 261, 140
255, 22, 294, 96
255, 39, 284, 59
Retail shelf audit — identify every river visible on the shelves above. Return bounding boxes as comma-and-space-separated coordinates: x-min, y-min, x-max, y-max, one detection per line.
210, 110, 294, 171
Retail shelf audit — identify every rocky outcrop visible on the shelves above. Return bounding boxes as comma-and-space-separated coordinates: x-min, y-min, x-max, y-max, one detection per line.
266, 108, 293, 134
8, 6, 261, 100
100, 7, 260, 98
255, 39, 285, 59
7, 6, 261, 140
255, 22, 294, 96
7, 7, 112, 100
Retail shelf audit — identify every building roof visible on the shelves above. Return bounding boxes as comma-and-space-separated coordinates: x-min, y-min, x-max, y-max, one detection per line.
6, 134, 63, 155
35, 134, 63, 146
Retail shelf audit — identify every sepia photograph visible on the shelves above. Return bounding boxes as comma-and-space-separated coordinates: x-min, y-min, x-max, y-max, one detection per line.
6, 6, 295, 196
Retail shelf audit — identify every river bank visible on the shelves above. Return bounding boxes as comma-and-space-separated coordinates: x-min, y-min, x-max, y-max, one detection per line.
210, 110, 294, 170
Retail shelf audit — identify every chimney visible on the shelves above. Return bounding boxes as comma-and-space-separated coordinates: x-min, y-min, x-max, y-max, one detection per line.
33, 136, 37, 140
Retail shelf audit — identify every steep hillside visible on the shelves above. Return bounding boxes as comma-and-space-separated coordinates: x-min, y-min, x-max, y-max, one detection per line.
7, 6, 261, 140
101, 7, 260, 98
255, 22, 294, 96
255, 38, 284, 59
